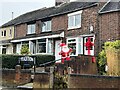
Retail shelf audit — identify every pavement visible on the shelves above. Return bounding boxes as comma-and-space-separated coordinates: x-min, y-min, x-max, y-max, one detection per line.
17, 83, 33, 89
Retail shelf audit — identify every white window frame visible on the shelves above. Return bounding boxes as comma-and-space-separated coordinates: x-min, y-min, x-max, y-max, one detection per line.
67, 37, 79, 56
36, 38, 53, 55
16, 42, 22, 54
84, 36, 95, 56
68, 10, 82, 30
42, 21, 51, 32
27, 24, 36, 34
9, 28, 12, 37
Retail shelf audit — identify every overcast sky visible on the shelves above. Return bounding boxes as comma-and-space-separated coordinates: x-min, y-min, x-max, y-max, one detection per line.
0, 0, 55, 26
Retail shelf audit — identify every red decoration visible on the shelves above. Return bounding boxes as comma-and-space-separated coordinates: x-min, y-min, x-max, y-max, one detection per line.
59, 43, 72, 64
92, 56, 96, 63
84, 37, 94, 55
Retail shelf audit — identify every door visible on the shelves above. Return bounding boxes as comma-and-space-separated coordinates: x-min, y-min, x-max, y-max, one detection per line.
55, 40, 61, 63
84, 36, 94, 56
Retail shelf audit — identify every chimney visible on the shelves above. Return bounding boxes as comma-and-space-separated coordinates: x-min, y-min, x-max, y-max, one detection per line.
55, 0, 70, 6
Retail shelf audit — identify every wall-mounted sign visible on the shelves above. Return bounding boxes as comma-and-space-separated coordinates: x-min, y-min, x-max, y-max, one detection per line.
19, 56, 34, 62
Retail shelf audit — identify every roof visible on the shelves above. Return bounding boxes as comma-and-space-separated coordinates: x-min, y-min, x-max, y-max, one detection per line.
1, 2, 97, 28
99, 1, 120, 14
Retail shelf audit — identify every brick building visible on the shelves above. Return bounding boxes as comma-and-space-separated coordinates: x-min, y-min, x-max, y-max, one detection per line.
0, 1, 119, 64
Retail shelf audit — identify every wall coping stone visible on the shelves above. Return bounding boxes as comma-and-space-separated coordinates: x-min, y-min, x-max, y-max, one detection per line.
69, 74, 120, 79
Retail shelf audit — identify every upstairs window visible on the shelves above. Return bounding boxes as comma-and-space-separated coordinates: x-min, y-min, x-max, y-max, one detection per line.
1, 30, 6, 37
1, 31, 4, 37
68, 11, 82, 29
4, 30, 6, 36
27, 24, 35, 34
42, 21, 51, 32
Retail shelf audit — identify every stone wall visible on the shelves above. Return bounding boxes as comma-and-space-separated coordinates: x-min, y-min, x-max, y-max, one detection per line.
106, 48, 120, 76
68, 74, 120, 88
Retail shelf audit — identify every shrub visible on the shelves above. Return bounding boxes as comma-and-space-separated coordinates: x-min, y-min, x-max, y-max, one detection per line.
97, 40, 120, 75
1, 54, 55, 69
104, 40, 120, 49
21, 44, 29, 54
97, 50, 107, 75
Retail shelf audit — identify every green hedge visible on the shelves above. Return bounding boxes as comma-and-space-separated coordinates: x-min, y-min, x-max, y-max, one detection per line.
0, 54, 55, 69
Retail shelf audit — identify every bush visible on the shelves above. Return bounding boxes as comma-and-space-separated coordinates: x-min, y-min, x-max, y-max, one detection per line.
97, 50, 107, 75
97, 40, 120, 75
1, 54, 55, 69
104, 40, 120, 49
21, 44, 29, 54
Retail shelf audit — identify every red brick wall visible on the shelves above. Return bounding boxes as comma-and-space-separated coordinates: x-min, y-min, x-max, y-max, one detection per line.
33, 72, 50, 88
55, 55, 98, 75
66, 6, 98, 37
15, 24, 27, 38
68, 74, 120, 88
2, 69, 31, 87
99, 12, 119, 51
52, 15, 68, 32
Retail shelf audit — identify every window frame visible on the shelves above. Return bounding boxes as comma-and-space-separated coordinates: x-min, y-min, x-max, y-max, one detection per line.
68, 10, 82, 30
36, 38, 53, 54
27, 24, 36, 34
42, 20, 51, 32
67, 37, 79, 56
9, 29, 12, 37
1, 30, 6, 37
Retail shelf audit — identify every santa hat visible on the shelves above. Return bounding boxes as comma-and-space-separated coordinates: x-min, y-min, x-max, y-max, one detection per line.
60, 43, 66, 47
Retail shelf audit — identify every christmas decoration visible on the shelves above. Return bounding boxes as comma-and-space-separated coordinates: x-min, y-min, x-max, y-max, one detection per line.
84, 37, 94, 55
92, 56, 96, 63
59, 43, 72, 64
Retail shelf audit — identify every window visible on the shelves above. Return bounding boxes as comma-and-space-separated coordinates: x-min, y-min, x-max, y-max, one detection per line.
37, 39, 46, 53
4, 30, 6, 36
16, 43, 22, 54
27, 24, 35, 34
47, 39, 53, 54
67, 37, 84, 56
1, 31, 4, 36
68, 11, 82, 29
36, 38, 53, 54
2, 45, 6, 54
67, 37, 79, 56
84, 36, 94, 55
42, 21, 51, 32
1, 30, 6, 37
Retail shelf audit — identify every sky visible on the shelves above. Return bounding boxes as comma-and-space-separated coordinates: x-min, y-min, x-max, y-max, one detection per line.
0, 0, 55, 26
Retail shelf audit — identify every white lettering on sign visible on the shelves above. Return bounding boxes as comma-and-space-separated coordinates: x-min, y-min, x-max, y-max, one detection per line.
20, 56, 34, 62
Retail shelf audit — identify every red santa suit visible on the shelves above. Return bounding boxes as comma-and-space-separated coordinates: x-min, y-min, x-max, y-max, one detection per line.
59, 43, 72, 64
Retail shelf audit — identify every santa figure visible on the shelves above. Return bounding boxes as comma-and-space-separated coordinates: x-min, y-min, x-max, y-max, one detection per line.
59, 43, 72, 64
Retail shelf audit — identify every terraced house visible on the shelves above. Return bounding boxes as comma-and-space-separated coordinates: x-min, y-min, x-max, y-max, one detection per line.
0, 0, 120, 63
0, 25, 14, 54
